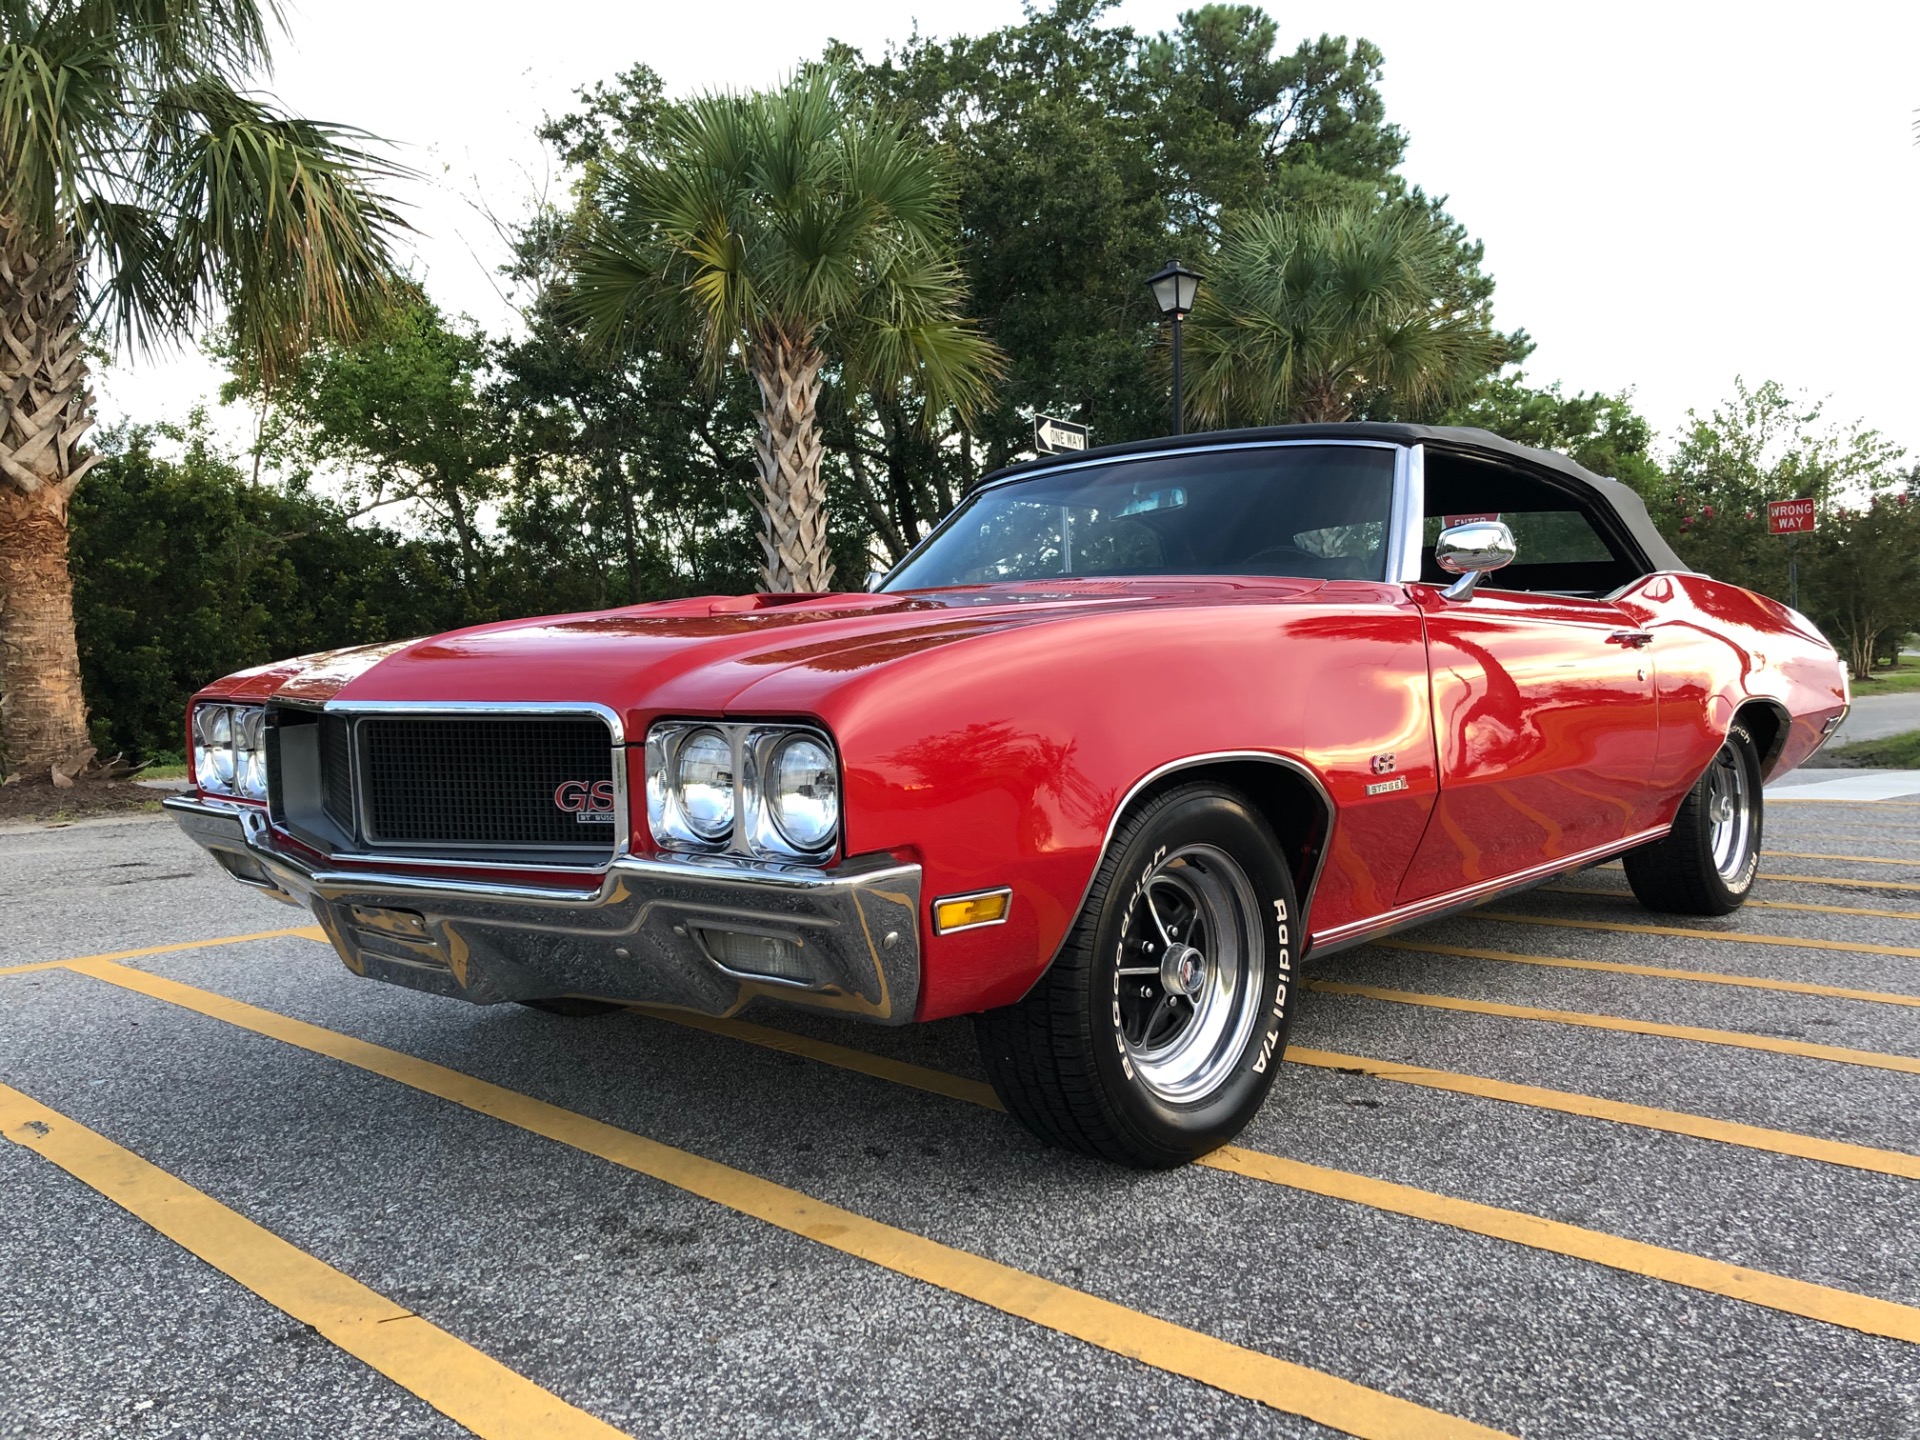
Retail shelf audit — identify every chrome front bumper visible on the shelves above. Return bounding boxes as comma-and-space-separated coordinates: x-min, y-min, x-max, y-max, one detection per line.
164, 796, 922, 1023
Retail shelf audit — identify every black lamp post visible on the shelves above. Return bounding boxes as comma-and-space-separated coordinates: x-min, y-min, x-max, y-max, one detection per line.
1146, 259, 1203, 435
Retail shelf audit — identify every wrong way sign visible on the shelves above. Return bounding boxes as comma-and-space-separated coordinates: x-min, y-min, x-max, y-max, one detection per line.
1767, 498, 1816, 535
1034, 415, 1089, 455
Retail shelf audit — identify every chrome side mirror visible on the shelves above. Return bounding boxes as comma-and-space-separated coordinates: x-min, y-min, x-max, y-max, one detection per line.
1434, 520, 1516, 602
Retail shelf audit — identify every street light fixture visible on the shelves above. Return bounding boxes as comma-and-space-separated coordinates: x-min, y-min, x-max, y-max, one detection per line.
1146, 259, 1203, 436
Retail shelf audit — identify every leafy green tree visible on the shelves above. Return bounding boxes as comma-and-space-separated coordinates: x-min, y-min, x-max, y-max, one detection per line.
1802, 484, 1920, 680
569, 70, 1001, 591
69, 418, 465, 760
224, 296, 502, 600
837, 1, 1503, 481
1652, 379, 1904, 595
0, 0, 404, 772
1446, 375, 1664, 493
1184, 203, 1504, 424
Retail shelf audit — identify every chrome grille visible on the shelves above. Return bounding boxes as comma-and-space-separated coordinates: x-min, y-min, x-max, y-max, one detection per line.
352, 716, 618, 852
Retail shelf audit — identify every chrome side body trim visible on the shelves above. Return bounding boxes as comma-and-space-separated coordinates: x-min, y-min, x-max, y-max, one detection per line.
1303, 823, 1673, 960
163, 795, 922, 1024
1046, 750, 1338, 973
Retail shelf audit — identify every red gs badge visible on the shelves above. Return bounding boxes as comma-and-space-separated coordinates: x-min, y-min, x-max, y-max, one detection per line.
554, 779, 617, 824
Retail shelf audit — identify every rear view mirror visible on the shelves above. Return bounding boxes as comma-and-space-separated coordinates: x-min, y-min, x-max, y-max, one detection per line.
1435, 521, 1516, 602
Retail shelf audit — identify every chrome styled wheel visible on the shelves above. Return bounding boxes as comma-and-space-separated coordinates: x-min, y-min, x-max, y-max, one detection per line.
1113, 843, 1266, 1104
1705, 740, 1755, 882
973, 781, 1298, 1167
1624, 721, 1764, 917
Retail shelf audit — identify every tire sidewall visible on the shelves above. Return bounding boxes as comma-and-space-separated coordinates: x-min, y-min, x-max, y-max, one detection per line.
1699, 722, 1763, 906
1086, 790, 1297, 1160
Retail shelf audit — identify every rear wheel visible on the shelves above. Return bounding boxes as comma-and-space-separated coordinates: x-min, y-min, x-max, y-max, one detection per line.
973, 782, 1298, 1168
1623, 723, 1763, 916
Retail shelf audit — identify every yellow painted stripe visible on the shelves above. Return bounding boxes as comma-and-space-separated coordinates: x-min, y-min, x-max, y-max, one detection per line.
1282, 1048, 1920, 1183
65, 960, 1504, 1440
1758, 872, 1920, 894
652, 1012, 1920, 1188
1374, 938, 1920, 1008
0, 927, 326, 978
1307, 981, 1920, 1076
1203, 1146, 1920, 1343
1540, 885, 1920, 923
635, 1012, 1920, 1345
1474, 910, 1920, 962
1766, 850, 1919, 867
0, 1083, 628, 1440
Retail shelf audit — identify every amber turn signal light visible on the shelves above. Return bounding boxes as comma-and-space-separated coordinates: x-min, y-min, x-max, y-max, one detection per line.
932, 888, 1013, 935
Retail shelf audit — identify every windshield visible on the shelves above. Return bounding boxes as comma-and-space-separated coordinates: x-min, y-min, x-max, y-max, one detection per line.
884, 443, 1399, 590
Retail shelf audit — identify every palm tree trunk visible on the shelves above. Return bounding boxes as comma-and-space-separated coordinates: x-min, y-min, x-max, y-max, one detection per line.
0, 217, 97, 774
748, 331, 834, 592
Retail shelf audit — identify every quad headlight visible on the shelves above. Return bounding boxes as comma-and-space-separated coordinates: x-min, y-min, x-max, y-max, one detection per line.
192, 703, 269, 801
646, 721, 840, 861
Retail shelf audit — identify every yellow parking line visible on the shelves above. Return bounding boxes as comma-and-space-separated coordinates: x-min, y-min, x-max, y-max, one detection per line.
1540, 886, 1920, 923
1373, 938, 1920, 1008
658, 1012, 1920, 1183
1766, 851, 1919, 867
1307, 981, 1920, 1076
0, 927, 326, 978
632, 1011, 1920, 1346
1282, 1049, 1920, 1182
64, 959, 1505, 1440
0, 1083, 628, 1440
1473, 911, 1920, 961
1593, 861, 1920, 893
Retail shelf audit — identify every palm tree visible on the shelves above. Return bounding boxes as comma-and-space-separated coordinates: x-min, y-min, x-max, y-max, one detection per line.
569, 72, 1000, 592
1184, 203, 1502, 427
0, 0, 404, 775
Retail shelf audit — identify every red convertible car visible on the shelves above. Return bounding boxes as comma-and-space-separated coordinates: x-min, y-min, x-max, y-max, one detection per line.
169, 424, 1849, 1166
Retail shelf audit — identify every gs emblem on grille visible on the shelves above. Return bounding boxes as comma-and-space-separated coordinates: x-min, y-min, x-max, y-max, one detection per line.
554, 779, 617, 824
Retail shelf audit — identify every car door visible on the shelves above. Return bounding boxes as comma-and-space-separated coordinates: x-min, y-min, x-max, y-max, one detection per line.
1395, 584, 1658, 902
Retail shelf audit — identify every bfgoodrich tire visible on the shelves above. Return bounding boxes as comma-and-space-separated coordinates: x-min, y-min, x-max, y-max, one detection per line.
973, 782, 1298, 1168
1623, 723, 1764, 916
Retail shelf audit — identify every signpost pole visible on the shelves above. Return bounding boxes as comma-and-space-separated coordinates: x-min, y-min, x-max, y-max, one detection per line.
1788, 532, 1800, 612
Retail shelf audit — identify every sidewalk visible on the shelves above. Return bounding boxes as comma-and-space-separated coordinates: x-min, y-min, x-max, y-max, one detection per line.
1766, 765, 1920, 802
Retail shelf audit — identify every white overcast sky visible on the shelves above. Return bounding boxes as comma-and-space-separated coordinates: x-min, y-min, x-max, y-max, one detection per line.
95, 0, 1920, 462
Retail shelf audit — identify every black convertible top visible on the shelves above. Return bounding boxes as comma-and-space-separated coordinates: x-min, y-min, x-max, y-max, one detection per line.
987, 422, 1691, 577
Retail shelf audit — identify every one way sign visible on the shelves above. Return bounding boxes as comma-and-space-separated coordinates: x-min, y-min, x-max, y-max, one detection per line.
1034, 414, 1089, 455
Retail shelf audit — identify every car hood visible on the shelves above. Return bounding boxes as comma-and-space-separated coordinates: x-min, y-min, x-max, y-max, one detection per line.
211, 579, 1337, 724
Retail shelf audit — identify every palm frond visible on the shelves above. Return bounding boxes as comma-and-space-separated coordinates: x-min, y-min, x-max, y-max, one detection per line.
142, 76, 411, 379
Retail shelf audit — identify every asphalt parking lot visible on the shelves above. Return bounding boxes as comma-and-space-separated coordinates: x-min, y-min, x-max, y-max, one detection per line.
4, 785, 1919, 1440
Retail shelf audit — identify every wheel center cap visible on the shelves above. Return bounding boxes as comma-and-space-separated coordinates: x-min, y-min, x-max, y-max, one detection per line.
1159, 943, 1205, 998
1711, 795, 1734, 824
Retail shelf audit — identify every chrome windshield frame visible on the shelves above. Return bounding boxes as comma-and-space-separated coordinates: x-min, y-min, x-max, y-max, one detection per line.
877, 438, 1413, 591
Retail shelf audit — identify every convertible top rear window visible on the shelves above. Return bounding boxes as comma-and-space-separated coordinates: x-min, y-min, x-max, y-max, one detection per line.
885, 445, 1397, 589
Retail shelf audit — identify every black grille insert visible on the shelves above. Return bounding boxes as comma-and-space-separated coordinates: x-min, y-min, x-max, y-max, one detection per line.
353, 716, 618, 852
321, 715, 355, 833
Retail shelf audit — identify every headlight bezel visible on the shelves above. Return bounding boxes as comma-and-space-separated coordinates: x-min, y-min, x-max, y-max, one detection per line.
646, 720, 841, 863
192, 702, 270, 802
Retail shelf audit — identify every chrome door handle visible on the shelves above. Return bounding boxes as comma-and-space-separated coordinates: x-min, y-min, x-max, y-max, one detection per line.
1607, 630, 1654, 649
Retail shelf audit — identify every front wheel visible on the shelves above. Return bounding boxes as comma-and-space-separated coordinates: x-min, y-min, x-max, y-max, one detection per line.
973, 783, 1298, 1168
1623, 722, 1763, 915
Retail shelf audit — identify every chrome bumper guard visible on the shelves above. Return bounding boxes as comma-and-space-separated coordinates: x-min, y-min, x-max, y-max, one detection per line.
165, 796, 922, 1023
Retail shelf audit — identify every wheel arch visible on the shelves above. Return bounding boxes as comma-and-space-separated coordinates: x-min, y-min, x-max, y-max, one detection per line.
1731, 697, 1792, 779
1091, 752, 1334, 934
